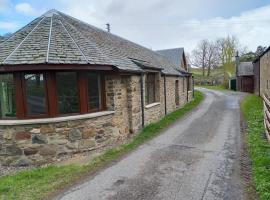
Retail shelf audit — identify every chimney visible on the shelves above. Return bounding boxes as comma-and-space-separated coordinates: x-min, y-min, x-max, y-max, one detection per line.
106, 23, 110, 33
235, 51, 239, 77
235, 51, 240, 90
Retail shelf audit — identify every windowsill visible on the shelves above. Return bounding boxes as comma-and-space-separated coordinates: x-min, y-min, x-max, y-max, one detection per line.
0, 111, 115, 126
145, 102, 161, 109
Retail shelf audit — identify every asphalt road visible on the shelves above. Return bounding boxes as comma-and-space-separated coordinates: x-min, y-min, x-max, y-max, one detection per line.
55, 89, 245, 200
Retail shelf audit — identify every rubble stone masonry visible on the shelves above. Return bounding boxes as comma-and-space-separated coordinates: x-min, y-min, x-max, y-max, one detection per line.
0, 74, 193, 166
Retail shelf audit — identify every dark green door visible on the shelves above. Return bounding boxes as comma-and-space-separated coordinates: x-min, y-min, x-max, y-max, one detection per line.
231, 79, 236, 91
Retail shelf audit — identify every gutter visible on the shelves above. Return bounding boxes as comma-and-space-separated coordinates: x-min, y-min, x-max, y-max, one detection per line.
140, 73, 145, 128
186, 76, 189, 102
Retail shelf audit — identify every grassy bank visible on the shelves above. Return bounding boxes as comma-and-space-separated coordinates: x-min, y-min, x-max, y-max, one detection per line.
195, 85, 229, 91
241, 95, 270, 200
0, 91, 204, 200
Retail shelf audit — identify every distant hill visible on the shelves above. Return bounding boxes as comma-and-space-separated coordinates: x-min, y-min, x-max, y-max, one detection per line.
190, 67, 225, 85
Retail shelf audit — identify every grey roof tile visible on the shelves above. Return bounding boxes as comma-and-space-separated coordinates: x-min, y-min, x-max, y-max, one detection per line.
156, 48, 184, 67
0, 10, 187, 75
237, 62, 254, 76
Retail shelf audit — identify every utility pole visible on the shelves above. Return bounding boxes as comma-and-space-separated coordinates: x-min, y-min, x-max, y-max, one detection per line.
235, 51, 239, 91
106, 23, 110, 33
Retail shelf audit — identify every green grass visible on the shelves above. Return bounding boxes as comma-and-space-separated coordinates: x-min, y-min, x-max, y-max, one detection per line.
190, 67, 224, 78
195, 85, 230, 91
241, 94, 270, 200
0, 91, 204, 200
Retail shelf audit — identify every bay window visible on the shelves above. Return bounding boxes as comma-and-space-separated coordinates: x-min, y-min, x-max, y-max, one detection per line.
0, 71, 106, 120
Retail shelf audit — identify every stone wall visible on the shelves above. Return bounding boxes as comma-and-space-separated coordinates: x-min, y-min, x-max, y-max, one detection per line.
0, 113, 120, 166
260, 51, 270, 98
0, 74, 130, 167
0, 73, 193, 166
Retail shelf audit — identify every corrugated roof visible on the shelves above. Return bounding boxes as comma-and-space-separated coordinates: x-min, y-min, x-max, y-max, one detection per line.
237, 62, 254, 76
0, 9, 186, 75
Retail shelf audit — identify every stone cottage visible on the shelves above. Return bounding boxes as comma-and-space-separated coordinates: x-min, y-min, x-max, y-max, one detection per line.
236, 61, 254, 93
0, 10, 193, 166
253, 47, 270, 97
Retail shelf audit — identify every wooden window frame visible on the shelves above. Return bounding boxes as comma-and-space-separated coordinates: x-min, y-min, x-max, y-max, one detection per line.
175, 80, 179, 106
8, 71, 106, 120
22, 72, 50, 119
145, 73, 156, 105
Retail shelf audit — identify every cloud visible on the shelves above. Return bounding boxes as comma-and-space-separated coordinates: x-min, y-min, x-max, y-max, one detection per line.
15, 2, 39, 16
0, 21, 17, 30
57, 1, 270, 53
0, 0, 11, 11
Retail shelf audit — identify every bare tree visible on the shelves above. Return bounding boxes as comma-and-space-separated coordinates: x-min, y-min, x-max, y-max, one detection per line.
206, 42, 219, 77
191, 40, 219, 77
190, 39, 209, 77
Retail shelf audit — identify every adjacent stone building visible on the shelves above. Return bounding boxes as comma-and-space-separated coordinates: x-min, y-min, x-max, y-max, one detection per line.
253, 47, 270, 97
0, 10, 193, 166
236, 61, 254, 93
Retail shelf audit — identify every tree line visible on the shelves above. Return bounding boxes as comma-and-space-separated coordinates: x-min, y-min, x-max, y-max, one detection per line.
189, 35, 267, 77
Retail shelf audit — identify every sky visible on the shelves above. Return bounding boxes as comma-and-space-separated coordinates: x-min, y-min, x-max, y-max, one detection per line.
1, 0, 270, 53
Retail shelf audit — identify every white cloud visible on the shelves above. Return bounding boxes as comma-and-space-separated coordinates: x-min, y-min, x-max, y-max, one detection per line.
4, 1, 258, 54
0, 21, 18, 30
0, 0, 11, 11
15, 2, 39, 16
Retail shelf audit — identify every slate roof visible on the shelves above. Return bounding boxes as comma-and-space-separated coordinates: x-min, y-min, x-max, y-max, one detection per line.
237, 62, 254, 76
0, 36, 5, 43
156, 48, 185, 67
0, 10, 187, 76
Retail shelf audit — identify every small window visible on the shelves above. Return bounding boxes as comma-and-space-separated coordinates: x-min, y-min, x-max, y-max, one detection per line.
56, 72, 79, 115
24, 73, 47, 116
182, 78, 185, 92
145, 73, 156, 104
175, 80, 179, 106
0, 74, 16, 118
87, 73, 101, 111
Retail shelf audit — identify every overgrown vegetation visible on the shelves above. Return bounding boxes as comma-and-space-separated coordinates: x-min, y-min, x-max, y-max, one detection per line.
0, 91, 204, 200
241, 95, 270, 200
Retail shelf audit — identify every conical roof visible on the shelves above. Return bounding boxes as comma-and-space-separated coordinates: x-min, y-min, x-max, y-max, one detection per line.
0, 9, 186, 75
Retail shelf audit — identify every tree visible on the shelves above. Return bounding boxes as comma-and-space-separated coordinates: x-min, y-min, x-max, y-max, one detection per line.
206, 42, 219, 77
215, 35, 244, 78
190, 40, 220, 77
255, 46, 267, 56
190, 39, 209, 77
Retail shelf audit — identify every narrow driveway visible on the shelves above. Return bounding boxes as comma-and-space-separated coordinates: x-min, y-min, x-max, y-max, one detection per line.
55, 89, 245, 200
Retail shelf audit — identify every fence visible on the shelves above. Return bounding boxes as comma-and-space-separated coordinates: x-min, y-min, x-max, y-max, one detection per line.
263, 94, 270, 142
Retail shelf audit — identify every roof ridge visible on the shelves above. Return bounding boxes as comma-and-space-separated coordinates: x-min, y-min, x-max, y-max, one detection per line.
156, 47, 184, 52
59, 19, 89, 63
46, 15, 53, 63
3, 17, 45, 64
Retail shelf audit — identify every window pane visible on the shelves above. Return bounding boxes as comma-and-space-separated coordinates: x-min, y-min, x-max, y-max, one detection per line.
0, 74, 16, 118
56, 72, 79, 114
24, 73, 47, 116
175, 80, 179, 105
87, 73, 101, 110
146, 74, 155, 104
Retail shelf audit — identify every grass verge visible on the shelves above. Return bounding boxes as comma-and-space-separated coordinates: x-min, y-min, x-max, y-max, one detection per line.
241, 94, 270, 200
0, 91, 204, 200
195, 85, 230, 91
